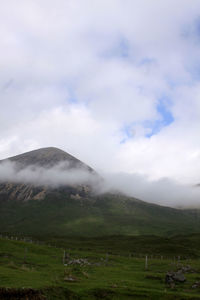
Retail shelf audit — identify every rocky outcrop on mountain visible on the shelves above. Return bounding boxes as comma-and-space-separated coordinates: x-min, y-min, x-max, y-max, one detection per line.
0, 182, 47, 201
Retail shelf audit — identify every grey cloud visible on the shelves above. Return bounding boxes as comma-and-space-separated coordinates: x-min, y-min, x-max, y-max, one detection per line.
0, 160, 200, 208
100, 172, 200, 208
0, 161, 98, 187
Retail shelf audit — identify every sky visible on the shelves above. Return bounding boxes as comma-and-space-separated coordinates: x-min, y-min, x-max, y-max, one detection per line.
1, 1, 200, 206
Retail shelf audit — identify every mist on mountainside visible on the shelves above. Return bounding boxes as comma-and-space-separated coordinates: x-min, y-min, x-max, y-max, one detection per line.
0, 156, 200, 208
101, 172, 200, 208
0, 160, 99, 187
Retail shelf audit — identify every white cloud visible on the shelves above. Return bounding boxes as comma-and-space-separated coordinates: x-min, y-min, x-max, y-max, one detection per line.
0, 160, 98, 187
1, 1, 200, 205
101, 172, 200, 208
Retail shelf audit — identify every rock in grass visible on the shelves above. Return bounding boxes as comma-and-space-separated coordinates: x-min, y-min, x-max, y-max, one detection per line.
192, 281, 200, 289
165, 271, 186, 284
173, 272, 186, 282
65, 258, 90, 266
178, 265, 195, 273
64, 275, 79, 282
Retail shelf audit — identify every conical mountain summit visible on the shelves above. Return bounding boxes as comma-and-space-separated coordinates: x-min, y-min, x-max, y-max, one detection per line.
1, 147, 94, 172
0, 147, 97, 201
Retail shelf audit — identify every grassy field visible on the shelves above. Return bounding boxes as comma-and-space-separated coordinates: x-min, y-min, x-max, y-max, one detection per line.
36, 234, 200, 258
1, 237, 200, 299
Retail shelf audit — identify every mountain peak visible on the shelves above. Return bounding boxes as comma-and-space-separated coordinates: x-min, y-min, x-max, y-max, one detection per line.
0, 147, 97, 201
1, 147, 94, 172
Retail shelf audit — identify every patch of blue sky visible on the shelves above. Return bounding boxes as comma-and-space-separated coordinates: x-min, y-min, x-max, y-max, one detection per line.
145, 99, 174, 138
120, 99, 174, 143
120, 122, 136, 144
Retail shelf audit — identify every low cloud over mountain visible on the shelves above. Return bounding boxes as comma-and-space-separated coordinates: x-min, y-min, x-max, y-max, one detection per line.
0, 147, 200, 208
0, 160, 98, 188
102, 172, 200, 208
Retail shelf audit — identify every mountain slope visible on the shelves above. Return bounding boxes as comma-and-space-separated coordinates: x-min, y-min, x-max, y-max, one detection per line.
0, 192, 200, 237
0, 147, 200, 237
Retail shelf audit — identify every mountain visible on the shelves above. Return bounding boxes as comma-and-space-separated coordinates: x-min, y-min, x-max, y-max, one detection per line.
0, 147, 200, 237
0, 147, 97, 201
1, 147, 94, 171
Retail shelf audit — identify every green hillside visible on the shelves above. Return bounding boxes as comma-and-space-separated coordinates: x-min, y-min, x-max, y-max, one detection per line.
0, 193, 200, 237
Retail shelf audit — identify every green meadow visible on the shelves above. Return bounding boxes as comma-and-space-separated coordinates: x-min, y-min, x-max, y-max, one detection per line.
1, 236, 200, 299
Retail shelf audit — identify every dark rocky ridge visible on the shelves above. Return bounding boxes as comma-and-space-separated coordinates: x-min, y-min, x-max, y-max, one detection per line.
0, 147, 94, 172
0, 147, 97, 201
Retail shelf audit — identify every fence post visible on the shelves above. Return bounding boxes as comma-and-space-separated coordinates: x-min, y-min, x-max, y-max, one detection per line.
145, 255, 148, 270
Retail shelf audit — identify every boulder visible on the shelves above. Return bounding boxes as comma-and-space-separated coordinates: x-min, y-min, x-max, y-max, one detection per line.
165, 271, 186, 284
173, 272, 186, 282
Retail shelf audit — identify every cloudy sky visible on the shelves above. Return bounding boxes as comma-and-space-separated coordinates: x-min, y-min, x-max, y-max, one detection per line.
1, 0, 200, 193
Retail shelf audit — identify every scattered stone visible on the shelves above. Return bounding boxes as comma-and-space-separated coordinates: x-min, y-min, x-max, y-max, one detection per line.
64, 258, 104, 267
64, 275, 79, 282
178, 265, 195, 273
192, 281, 200, 289
173, 271, 186, 282
64, 258, 90, 266
165, 271, 186, 284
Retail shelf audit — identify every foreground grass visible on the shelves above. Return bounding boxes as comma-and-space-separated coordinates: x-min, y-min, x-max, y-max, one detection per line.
1, 238, 200, 299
